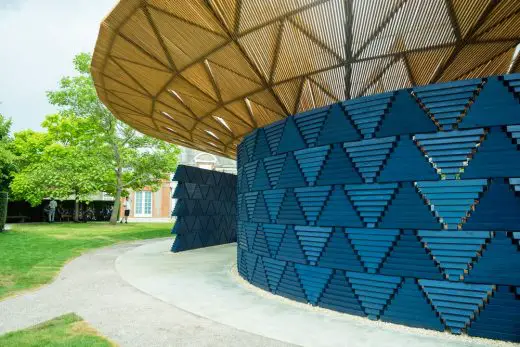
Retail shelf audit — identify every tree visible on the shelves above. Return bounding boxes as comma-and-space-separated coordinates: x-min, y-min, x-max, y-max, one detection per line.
0, 114, 16, 192
10, 116, 110, 221
46, 53, 180, 224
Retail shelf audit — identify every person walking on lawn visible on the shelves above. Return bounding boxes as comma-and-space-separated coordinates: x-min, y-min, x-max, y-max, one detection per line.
48, 198, 58, 223
120, 197, 131, 224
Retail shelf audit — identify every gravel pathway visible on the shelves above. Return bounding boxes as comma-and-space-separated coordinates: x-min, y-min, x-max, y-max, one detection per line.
0, 238, 294, 347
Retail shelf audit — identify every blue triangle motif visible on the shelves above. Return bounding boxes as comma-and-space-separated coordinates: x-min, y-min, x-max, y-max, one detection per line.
276, 117, 306, 153
379, 183, 440, 229
317, 270, 366, 316
253, 128, 272, 160
317, 144, 362, 185
381, 278, 444, 331
418, 230, 490, 281
377, 90, 437, 137
460, 76, 520, 128
294, 186, 330, 225
463, 180, 520, 231
276, 152, 307, 188
419, 279, 492, 334
463, 127, 520, 179
294, 226, 333, 265
344, 137, 396, 183
294, 145, 329, 186
378, 137, 438, 182
295, 264, 332, 305
317, 185, 363, 227
316, 103, 360, 145
380, 230, 443, 279
417, 180, 487, 230
252, 160, 271, 191
347, 271, 401, 319
263, 257, 286, 292
262, 224, 285, 258
318, 227, 364, 271
346, 228, 399, 273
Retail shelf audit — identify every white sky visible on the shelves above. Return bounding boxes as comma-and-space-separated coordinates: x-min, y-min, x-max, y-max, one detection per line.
0, 0, 116, 132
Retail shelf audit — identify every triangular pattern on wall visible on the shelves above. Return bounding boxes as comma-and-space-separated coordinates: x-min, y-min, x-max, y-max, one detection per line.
465, 232, 520, 285
251, 256, 270, 291
381, 278, 444, 331
413, 78, 482, 130
261, 189, 284, 222
276, 152, 307, 188
347, 271, 401, 319
253, 128, 272, 160
252, 160, 271, 191
460, 76, 520, 128
277, 117, 307, 153
316, 103, 360, 145
252, 191, 270, 223
294, 145, 329, 186
467, 285, 520, 341
463, 127, 520, 179
344, 137, 396, 183
419, 279, 493, 334
419, 230, 491, 281
318, 270, 366, 316
347, 228, 399, 273
345, 183, 398, 227
379, 183, 441, 230
294, 106, 329, 147
276, 189, 307, 225
295, 186, 330, 225
294, 226, 333, 265
276, 225, 307, 264
295, 264, 332, 305
318, 185, 363, 227
415, 128, 485, 180
264, 154, 286, 187
380, 230, 443, 279
317, 144, 362, 185
417, 179, 487, 230
377, 90, 437, 137
276, 262, 307, 303
263, 257, 286, 292
378, 136, 438, 182
318, 227, 364, 271
262, 224, 285, 258
341, 92, 393, 139
463, 179, 520, 231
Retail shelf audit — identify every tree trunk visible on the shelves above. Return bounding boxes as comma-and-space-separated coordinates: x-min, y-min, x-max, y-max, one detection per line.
110, 186, 122, 224
74, 196, 80, 222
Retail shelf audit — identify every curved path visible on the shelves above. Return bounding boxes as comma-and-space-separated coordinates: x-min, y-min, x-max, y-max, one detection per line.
0, 238, 292, 347
0, 239, 511, 347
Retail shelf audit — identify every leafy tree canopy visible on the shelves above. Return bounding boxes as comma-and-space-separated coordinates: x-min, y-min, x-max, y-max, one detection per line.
0, 114, 16, 191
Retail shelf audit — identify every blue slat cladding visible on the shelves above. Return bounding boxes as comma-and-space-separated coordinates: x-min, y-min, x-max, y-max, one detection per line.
237, 73, 520, 342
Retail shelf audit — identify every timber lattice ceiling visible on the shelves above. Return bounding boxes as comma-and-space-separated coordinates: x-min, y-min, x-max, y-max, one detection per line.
92, 0, 520, 158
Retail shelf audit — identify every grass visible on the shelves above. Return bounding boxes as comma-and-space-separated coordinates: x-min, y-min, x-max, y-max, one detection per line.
0, 222, 172, 300
0, 313, 116, 346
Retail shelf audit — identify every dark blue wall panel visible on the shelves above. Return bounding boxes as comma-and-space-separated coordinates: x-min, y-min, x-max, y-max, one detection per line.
237, 74, 520, 342
171, 165, 236, 252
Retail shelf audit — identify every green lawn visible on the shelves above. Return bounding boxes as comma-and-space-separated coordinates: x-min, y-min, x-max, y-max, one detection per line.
0, 313, 115, 346
0, 222, 172, 300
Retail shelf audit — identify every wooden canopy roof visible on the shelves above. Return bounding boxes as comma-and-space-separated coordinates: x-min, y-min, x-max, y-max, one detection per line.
92, 0, 520, 158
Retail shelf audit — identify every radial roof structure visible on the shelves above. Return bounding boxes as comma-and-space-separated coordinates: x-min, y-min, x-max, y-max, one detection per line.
92, 0, 520, 158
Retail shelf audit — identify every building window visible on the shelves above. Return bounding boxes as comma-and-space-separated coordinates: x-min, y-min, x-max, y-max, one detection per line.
135, 191, 152, 217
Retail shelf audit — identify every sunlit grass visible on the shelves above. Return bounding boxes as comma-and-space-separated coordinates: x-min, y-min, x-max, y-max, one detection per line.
0, 313, 116, 347
0, 222, 172, 300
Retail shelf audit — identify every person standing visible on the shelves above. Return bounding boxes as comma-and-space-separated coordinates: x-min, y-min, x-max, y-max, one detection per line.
120, 197, 131, 224
48, 198, 58, 223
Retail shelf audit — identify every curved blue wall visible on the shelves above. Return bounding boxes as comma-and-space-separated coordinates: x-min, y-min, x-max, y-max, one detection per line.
236, 74, 520, 342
